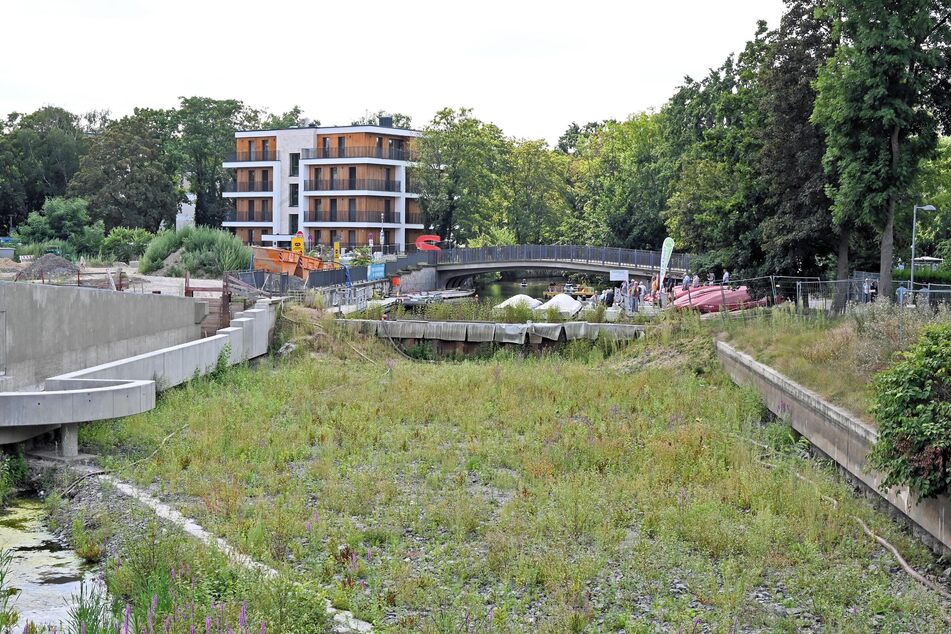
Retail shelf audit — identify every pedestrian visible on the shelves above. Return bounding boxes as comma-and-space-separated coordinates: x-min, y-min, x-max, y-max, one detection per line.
651, 275, 659, 295
692, 273, 700, 288
707, 272, 715, 285
862, 278, 870, 303
632, 283, 639, 313
722, 270, 730, 285
606, 287, 615, 307
682, 272, 691, 291
638, 280, 647, 301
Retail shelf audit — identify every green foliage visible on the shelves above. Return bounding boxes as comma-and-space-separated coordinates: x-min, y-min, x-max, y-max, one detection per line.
101, 227, 154, 263
67, 109, 184, 231
466, 225, 516, 248
12, 196, 104, 256
139, 226, 251, 277
0, 450, 26, 508
869, 324, 951, 498
0, 549, 19, 630
894, 267, 951, 284
351, 111, 412, 129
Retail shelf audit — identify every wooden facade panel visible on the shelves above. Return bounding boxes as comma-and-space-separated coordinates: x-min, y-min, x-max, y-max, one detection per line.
235, 136, 277, 153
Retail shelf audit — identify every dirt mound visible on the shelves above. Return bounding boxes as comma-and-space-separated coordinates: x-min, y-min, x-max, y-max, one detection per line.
151, 248, 185, 276
16, 254, 79, 280
0, 258, 25, 273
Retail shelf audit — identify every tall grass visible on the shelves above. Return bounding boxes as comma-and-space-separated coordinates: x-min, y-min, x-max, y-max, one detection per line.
79, 324, 948, 631
139, 227, 251, 277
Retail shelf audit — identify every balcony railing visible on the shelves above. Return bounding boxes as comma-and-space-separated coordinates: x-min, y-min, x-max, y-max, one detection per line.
303, 179, 401, 192
305, 210, 400, 223
405, 179, 421, 194
225, 151, 279, 162
223, 210, 274, 223
301, 146, 417, 161
405, 212, 423, 224
223, 181, 273, 193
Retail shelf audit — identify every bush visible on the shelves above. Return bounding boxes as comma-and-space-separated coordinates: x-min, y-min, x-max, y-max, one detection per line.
139, 227, 251, 277
893, 268, 951, 285
102, 227, 154, 263
868, 324, 951, 498
849, 301, 950, 372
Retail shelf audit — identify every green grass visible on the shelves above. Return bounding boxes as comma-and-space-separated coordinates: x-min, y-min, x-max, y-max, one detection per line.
139, 226, 252, 277
79, 317, 949, 631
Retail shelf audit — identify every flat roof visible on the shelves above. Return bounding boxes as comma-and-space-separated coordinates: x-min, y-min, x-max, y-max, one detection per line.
235, 124, 420, 137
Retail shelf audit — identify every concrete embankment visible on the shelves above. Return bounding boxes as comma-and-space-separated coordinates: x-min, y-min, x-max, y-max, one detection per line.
716, 340, 951, 556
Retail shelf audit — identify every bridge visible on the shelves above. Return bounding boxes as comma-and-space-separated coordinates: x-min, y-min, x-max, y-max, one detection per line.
427, 245, 691, 288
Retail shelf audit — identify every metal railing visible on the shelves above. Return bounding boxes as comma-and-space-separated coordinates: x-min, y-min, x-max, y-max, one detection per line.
429, 245, 691, 272
223, 211, 273, 223
223, 181, 273, 193
225, 151, 279, 162
303, 179, 401, 192
306, 210, 399, 223
301, 146, 417, 161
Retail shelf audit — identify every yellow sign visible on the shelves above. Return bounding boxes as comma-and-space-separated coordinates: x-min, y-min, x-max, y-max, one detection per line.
291, 236, 305, 254
333, 241, 341, 262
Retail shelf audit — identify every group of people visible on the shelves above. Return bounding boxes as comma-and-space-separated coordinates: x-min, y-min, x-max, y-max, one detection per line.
591, 268, 732, 313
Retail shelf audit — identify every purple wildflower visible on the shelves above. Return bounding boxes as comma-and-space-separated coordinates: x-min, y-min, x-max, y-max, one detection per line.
124, 603, 131, 634
260, 621, 266, 634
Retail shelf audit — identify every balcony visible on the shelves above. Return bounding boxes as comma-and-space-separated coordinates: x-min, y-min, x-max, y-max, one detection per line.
405, 212, 423, 225
223, 210, 274, 223
223, 181, 273, 193
225, 151, 279, 162
303, 179, 401, 193
301, 146, 418, 161
305, 210, 400, 223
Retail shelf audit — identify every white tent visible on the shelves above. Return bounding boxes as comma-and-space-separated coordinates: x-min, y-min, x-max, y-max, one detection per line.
536, 293, 583, 316
495, 294, 542, 309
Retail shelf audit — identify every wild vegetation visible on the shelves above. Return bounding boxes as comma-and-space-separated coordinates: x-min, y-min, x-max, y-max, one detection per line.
138, 226, 251, 277
73, 311, 950, 631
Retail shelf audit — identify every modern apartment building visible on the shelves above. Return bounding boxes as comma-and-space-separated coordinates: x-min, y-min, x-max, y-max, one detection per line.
221, 117, 424, 252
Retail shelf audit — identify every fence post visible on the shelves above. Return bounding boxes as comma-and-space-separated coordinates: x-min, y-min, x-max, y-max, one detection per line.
769, 276, 777, 307
796, 281, 801, 317
719, 284, 727, 320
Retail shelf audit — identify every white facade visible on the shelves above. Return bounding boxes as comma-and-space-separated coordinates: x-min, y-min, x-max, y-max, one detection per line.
222, 123, 422, 250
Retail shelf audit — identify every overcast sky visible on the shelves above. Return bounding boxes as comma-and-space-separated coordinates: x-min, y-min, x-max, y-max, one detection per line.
3, 0, 785, 143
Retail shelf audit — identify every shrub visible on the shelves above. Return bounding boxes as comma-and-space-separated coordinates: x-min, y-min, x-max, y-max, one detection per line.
102, 227, 154, 263
893, 268, 951, 285
139, 227, 251, 277
868, 324, 951, 498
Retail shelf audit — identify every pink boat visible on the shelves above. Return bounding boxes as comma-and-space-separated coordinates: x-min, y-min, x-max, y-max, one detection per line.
672, 285, 725, 309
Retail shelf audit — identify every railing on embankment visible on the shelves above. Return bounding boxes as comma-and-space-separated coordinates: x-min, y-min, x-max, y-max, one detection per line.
716, 340, 951, 556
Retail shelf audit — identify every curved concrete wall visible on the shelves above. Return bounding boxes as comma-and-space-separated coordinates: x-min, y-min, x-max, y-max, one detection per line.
0, 298, 280, 453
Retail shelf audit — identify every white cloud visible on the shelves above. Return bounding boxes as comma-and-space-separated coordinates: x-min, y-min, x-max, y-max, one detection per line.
1, 0, 784, 143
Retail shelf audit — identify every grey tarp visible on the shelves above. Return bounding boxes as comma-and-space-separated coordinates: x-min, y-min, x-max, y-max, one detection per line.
379, 320, 427, 339
561, 321, 587, 341
465, 322, 497, 342
530, 322, 564, 341
424, 321, 468, 341
335, 319, 377, 336
494, 323, 528, 344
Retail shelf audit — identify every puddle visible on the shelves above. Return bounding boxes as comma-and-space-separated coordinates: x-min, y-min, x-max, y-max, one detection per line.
0, 498, 97, 626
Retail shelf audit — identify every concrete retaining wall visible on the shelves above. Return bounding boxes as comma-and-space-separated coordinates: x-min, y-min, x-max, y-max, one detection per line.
0, 282, 207, 391
716, 340, 951, 555
0, 298, 280, 453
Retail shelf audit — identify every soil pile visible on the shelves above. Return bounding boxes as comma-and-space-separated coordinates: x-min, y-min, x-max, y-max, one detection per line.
0, 258, 25, 273
16, 254, 79, 280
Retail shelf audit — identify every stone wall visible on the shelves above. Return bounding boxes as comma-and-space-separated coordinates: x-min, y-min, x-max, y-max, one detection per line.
716, 340, 951, 555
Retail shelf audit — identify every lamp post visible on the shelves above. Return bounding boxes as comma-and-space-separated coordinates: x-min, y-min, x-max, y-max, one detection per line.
910, 204, 936, 298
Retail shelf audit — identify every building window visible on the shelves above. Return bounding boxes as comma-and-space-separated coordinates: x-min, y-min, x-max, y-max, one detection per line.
289, 152, 300, 177
348, 230, 356, 246
262, 199, 269, 217
262, 139, 270, 159
313, 229, 321, 245
248, 140, 256, 160
289, 183, 299, 207
348, 166, 357, 189
348, 198, 356, 222
338, 136, 345, 157
248, 200, 255, 222
289, 214, 299, 234
330, 199, 337, 222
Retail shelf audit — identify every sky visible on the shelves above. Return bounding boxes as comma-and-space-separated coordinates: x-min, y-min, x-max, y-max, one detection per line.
2, 0, 785, 143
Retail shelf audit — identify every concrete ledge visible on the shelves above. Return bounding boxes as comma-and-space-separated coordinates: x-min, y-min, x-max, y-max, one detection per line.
716, 340, 951, 554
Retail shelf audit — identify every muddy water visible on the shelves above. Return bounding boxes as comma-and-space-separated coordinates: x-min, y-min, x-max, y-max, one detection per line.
0, 498, 96, 626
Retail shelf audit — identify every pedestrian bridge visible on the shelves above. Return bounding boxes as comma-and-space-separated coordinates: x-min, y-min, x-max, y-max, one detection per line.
428, 245, 691, 287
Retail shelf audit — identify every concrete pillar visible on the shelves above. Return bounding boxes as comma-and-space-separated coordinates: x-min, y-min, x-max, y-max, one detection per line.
60, 423, 79, 458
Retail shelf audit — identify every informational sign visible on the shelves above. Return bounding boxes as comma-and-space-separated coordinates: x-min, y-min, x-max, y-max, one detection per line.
368, 262, 385, 281
609, 269, 629, 282
291, 236, 305, 254
333, 241, 341, 262
659, 237, 675, 283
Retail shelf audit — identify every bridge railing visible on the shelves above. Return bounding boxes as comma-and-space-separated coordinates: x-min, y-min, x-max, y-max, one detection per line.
428, 245, 690, 271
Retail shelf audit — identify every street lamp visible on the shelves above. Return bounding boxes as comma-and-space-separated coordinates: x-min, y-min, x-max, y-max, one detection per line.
911, 204, 937, 295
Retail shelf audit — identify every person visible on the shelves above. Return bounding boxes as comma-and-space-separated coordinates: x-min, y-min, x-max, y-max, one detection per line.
666, 276, 675, 293
862, 278, 870, 303
651, 275, 659, 295
692, 273, 700, 288
707, 272, 715, 285
682, 272, 691, 291
638, 280, 647, 301
722, 270, 730, 285
631, 283, 639, 312
605, 287, 615, 307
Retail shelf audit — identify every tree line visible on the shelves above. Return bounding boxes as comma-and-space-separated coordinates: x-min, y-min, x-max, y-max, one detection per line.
2, 0, 949, 298
414, 0, 951, 299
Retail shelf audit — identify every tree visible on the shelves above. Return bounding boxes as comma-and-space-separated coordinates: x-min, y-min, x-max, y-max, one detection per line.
251, 105, 309, 129
0, 135, 25, 234
759, 0, 838, 277
502, 139, 569, 243
813, 0, 951, 299
556, 121, 611, 155
415, 108, 509, 242
102, 226, 154, 262
68, 110, 183, 232
909, 137, 951, 258
13, 196, 104, 255
351, 111, 413, 129
175, 97, 259, 227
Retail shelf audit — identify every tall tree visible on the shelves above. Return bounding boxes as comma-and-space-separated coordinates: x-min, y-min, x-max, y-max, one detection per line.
351, 111, 413, 129
68, 109, 183, 231
13, 196, 104, 255
759, 0, 837, 277
416, 108, 509, 242
502, 139, 568, 243
813, 0, 951, 298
